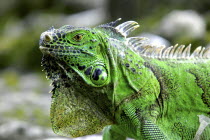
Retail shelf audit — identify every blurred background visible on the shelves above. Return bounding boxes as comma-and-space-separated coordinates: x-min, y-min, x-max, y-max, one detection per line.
0, 0, 210, 140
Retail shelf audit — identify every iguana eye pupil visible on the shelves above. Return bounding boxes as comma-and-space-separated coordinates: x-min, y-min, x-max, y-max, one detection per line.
74, 34, 83, 41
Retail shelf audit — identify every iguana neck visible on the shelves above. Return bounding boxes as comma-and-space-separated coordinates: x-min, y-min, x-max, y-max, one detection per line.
107, 38, 161, 107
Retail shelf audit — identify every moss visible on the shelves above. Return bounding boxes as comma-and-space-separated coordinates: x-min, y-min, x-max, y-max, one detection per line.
3, 107, 26, 120
32, 108, 51, 127
3, 106, 51, 127
1, 70, 20, 90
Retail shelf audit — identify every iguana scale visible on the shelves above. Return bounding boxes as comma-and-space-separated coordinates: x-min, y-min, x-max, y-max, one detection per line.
39, 19, 210, 140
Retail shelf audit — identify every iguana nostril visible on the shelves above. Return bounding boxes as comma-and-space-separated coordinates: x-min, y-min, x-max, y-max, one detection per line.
44, 34, 52, 42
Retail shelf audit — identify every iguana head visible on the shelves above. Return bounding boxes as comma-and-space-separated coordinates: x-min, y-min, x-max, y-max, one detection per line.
39, 19, 140, 87
39, 19, 140, 137
39, 25, 111, 87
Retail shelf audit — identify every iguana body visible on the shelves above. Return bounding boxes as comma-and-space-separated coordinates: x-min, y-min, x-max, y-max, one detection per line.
39, 19, 210, 140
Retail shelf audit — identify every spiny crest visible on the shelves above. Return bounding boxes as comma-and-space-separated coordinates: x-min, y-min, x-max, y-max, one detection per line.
112, 20, 210, 60
101, 19, 210, 59
115, 20, 140, 37
99, 18, 122, 28
98, 18, 140, 38
128, 37, 210, 59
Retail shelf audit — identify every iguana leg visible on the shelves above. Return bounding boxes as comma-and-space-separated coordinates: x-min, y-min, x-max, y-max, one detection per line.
103, 125, 127, 140
140, 120, 168, 140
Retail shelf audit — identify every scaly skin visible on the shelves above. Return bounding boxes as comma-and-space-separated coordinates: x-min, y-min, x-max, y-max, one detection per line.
39, 20, 210, 140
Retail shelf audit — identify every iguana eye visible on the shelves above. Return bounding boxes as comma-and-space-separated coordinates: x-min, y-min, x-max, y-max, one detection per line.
73, 34, 83, 41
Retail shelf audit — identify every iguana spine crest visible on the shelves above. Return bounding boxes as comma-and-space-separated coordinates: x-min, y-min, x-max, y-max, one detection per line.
114, 21, 210, 60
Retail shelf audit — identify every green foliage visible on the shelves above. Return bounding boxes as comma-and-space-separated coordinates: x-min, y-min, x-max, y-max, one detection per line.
0, 27, 42, 71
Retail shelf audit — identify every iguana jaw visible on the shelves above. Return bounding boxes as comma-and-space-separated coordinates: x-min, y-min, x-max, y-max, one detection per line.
40, 55, 114, 138
39, 46, 51, 55
39, 45, 93, 57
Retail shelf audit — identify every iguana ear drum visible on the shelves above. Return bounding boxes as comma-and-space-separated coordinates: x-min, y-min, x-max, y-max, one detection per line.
89, 65, 108, 86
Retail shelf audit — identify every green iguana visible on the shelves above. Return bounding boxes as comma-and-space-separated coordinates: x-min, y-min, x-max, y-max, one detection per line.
39, 19, 210, 140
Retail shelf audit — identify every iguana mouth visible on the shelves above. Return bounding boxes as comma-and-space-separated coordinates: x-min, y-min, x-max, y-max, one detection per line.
39, 46, 51, 53
39, 45, 81, 56
39, 45, 95, 58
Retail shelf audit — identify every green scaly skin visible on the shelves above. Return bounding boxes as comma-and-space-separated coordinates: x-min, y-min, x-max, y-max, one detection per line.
39, 20, 210, 140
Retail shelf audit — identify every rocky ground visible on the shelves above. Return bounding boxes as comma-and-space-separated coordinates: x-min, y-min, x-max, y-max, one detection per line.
0, 72, 103, 140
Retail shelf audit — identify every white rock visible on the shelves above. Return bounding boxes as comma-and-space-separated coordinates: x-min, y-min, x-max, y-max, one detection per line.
159, 10, 206, 39
139, 33, 171, 47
